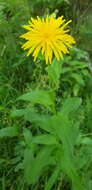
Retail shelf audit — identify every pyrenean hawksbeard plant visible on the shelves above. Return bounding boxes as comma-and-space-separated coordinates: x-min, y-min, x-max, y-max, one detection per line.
16, 15, 87, 190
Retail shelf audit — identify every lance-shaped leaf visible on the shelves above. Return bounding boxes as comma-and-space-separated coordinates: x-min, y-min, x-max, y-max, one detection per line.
19, 89, 55, 112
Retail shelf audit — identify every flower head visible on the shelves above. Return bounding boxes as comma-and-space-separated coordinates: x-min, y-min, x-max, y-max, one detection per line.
20, 15, 75, 64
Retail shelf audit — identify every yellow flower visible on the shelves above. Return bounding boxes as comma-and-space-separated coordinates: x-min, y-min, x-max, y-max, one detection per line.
20, 15, 75, 64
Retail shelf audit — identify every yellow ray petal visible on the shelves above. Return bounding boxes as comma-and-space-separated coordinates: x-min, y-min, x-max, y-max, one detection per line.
32, 44, 42, 61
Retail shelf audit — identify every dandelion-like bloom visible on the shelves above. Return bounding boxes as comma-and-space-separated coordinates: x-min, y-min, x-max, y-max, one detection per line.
20, 15, 75, 64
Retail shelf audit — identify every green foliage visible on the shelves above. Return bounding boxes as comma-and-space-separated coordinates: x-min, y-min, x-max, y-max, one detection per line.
11, 94, 86, 189
10, 73, 87, 189
59, 48, 91, 96
10, 49, 92, 189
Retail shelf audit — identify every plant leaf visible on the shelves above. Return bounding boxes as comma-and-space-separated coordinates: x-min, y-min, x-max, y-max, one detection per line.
61, 97, 82, 115
19, 89, 55, 112
32, 134, 58, 145
23, 146, 54, 185
23, 128, 32, 147
0, 126, 19, 138
71, 73, 85, 86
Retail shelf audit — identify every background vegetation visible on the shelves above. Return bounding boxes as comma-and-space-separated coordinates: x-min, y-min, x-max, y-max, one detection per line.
0, 0, 92, 189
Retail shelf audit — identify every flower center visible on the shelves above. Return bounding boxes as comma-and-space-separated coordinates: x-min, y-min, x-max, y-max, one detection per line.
43, 32, 50, 39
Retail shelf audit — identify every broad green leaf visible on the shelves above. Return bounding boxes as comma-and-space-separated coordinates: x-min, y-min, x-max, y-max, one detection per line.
11, 108, 52, 133
25, 112, 52, 132
61, 97, 82, 115
24, 147, 54, 185
0, 126, 19, 138
60, 150, 85, 190
19, 89, 55, 112
20, 107, 52, 132
50, 114, 75, 152
47, 114, 84, 190
32, 134, 58, 145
